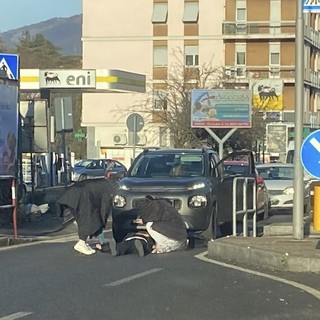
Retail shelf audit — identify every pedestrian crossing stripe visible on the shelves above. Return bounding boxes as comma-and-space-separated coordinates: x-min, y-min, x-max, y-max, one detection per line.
0, 58, 15, 79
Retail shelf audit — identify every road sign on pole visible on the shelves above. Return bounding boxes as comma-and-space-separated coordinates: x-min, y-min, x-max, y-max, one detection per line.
54, 97, 73, 132
126, 113, 144, 161
301, 130, 320, 179
126, 113, 144, 132
303, 0, 320, 13
0, 53, 19, 80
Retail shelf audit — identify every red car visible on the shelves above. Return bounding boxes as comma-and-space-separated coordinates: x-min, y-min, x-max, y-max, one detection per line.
223, 160, 269, 220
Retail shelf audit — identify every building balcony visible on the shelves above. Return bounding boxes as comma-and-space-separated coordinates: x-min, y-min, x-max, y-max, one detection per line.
308, 70, 320, 90
222, 65, 320, 89
304, 26, 320, 50
222, 21, 295, 39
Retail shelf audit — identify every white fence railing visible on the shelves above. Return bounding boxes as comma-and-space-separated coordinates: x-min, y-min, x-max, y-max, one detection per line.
232, 177, 257, 237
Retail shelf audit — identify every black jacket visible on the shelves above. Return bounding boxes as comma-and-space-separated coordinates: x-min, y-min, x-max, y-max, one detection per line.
138, 197, 187, 242
56, 179, 114, 239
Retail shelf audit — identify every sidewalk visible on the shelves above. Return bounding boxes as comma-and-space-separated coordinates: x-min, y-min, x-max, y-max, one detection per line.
208, 221, 320, 274
0, 210, 77, 241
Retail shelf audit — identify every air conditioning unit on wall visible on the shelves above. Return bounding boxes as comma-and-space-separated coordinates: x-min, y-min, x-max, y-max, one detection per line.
113, 134, 127, 145
136, 134, 147, 146
224, 67, 235, 78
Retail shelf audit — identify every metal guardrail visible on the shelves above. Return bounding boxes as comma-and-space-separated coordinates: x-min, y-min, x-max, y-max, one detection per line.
232, 177, 257, 237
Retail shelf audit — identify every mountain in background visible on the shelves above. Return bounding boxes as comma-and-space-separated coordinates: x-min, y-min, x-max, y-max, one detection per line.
0, 15, 82, 56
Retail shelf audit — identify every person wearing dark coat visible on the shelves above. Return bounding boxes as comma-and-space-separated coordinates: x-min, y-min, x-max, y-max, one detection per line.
56, 178, 114, 255
135, 195, 188, 254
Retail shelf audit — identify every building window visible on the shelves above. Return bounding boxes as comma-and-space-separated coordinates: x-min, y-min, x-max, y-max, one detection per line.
270, 0, 281, 35
236, 0, 246, 34
152, 3, 168, 24
235, 43, 246, 77
159, 127, 167, 147
183, 2, 199, 23
236, 0, 246, 21
236, 8, 246, 21
270, 53, 279, 65
269, 43, 280, 77
236, 8, 247, 33
154, 90, 168, 110
185, 45, 199, 66
236, 52, 245, 65
153, 46, 167, 66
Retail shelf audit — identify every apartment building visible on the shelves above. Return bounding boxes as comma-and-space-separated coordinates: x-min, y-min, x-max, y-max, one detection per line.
82, 0, 224, 165
82, 0, 320, 166
223, 0, 320, 125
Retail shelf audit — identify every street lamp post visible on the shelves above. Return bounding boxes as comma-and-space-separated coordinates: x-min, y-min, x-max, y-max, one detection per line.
293, 0, 305, 239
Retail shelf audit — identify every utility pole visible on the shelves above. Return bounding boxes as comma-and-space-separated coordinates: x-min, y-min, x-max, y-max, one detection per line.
293, 0, 304, 239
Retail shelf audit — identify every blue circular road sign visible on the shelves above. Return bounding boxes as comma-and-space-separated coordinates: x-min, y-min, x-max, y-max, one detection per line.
301, 129, 320, 179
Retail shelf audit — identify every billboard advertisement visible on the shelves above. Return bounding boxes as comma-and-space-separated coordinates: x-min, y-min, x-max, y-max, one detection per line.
0, 82, 19, 175
250, 79, 284, 110
191, 89, 252, 128
266, 123, 287, 153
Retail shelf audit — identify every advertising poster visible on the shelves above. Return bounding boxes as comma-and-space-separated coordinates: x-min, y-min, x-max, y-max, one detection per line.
250, 79, 284, 110
266, 124, 287, 153
191, 89, 252, 128
0, 82, 19, 175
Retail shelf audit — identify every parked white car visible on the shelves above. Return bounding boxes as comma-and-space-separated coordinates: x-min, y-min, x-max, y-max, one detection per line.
256, 163, 311, 214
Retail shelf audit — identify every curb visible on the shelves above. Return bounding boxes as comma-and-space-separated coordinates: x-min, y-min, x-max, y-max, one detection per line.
263, 221, 320, 237
207, 237, 320, 274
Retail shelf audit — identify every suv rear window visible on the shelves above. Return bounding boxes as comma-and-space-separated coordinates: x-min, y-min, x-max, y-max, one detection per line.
130, 153, 204, 177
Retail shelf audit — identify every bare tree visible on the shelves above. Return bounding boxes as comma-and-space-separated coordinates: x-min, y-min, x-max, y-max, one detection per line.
128, 48, 223, 148
125, 47, 265, 152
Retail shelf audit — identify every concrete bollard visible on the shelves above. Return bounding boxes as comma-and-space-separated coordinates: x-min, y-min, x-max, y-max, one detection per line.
313, 186, 320, 231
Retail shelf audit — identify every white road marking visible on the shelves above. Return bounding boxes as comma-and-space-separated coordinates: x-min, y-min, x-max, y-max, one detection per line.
310, 137, 320, 153
0, 229, 114, 251
0, 312, 33, 320
0, 235, 80, 251
195, 251, 320, 301
104, 268, 163, 287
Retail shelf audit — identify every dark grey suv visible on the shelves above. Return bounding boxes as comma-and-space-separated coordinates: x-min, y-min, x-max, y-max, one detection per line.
112, 148, 256, 242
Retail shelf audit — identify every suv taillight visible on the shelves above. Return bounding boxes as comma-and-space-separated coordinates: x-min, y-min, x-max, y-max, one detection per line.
256, 176, 264, 185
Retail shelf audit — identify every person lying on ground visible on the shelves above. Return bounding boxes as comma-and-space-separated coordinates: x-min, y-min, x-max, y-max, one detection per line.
96, 231, 155, 257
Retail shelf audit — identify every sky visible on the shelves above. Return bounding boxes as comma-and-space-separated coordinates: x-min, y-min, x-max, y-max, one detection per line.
0, 0, 82, 32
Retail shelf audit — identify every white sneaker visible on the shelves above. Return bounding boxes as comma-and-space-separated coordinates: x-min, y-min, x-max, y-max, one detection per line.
74, 241, 96, 255
86, 243, 96, 254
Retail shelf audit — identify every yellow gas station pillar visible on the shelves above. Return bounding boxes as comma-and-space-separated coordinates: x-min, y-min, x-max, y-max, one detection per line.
313, 186, 320, 231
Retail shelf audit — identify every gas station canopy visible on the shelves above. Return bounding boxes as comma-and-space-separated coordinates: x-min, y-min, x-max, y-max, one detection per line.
20, 69, 146, 93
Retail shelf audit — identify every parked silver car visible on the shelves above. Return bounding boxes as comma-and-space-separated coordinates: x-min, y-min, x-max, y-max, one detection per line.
72, 159, 127, 182
256, 163, 311, 213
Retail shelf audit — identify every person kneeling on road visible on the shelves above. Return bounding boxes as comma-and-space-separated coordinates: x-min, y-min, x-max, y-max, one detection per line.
56, 179, 114, 256
136, 195, 188, 254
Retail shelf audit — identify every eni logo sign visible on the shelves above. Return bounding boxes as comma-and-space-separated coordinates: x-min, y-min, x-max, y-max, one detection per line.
39, 69, 96, 88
